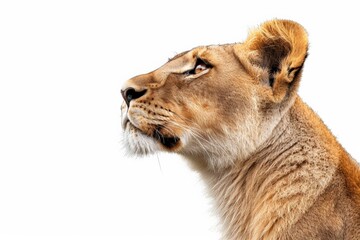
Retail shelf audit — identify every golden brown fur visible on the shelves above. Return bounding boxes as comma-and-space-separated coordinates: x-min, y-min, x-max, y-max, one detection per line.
121, 19, 360, 239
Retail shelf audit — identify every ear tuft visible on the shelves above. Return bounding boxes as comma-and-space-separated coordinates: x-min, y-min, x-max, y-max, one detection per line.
244, 19, 309, 102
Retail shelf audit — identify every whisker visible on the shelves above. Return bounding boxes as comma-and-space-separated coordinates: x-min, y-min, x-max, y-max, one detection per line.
156, 153, 163, 174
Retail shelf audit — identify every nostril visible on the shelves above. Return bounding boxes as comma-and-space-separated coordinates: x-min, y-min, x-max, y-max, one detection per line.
123, 88, 135, 104
121, 87, 147, 106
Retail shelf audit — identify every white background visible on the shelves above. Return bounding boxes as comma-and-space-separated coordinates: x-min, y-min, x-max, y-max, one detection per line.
1, 1, 359, 239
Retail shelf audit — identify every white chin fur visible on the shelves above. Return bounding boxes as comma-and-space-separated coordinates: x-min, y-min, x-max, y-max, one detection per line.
122, 122, 159, 155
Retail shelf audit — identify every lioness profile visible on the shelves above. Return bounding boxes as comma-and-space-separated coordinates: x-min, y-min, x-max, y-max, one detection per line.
121, 20, 360, 239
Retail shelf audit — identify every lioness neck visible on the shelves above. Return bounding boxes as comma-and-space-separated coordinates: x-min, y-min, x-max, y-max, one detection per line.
203, 96, 347, 240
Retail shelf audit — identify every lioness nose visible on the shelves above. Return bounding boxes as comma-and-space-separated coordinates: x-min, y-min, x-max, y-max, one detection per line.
121, 87, 147, 106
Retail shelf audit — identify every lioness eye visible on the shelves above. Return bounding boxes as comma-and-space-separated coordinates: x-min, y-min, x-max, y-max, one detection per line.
195, 63, 207, 74
183, 58, 212, 76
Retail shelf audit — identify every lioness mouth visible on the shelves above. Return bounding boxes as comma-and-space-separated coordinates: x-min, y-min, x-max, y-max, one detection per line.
152, 130, 180, 149
125, 119, 180, 149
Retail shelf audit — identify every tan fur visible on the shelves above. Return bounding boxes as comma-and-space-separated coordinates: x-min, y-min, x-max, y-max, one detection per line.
121, 19, 360, 239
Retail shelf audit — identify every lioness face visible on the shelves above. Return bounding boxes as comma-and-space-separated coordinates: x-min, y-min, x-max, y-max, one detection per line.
121, 45, 265, 168
122, 20, 308, 169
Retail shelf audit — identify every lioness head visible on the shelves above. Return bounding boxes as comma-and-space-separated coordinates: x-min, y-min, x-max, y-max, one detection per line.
121, 20, 308, 170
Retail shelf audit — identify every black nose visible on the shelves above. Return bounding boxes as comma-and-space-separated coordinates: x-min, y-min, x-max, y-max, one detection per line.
121, 88, 147, 106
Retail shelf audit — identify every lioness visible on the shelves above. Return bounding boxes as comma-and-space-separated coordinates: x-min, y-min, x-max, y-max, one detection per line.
121, 20, 360, 239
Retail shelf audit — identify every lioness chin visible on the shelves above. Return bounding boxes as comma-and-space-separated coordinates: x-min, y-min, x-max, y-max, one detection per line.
121, 19, 360, 239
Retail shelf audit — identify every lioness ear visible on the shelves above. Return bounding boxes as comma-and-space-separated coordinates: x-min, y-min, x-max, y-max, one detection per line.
243, 19, 308, 102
